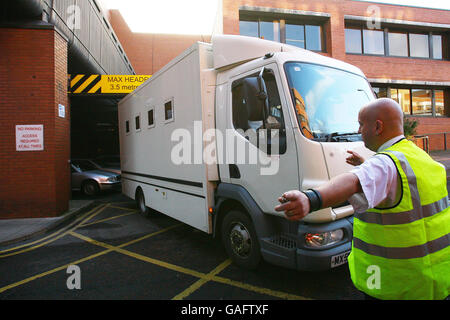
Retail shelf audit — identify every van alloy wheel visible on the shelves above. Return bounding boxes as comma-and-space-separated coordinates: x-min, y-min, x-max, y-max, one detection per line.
230, 222, 252, 258
221, 210, 261, 270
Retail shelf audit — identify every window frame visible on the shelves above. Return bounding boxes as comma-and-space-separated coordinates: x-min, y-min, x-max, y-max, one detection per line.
373, 85, 447, 117
345, 25, 445, 61
239, 17, 326, 53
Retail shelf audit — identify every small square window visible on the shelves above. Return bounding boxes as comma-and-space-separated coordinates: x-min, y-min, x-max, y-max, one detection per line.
148, 109, 154, 126
165, 100, 174, 121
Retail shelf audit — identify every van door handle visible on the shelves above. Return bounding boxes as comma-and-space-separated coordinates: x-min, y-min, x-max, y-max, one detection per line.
229, 164, 241, 179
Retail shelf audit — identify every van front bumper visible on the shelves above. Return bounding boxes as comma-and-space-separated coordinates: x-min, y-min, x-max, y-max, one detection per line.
260, 216, 353, 272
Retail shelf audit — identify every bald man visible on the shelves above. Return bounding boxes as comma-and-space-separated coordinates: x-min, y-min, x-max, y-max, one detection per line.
275, 98, 450, 300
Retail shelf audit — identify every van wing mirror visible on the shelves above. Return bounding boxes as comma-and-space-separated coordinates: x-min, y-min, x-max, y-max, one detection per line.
241, 71, 269, 124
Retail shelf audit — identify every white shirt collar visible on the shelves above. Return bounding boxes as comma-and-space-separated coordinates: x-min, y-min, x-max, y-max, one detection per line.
377, 135, 405, 152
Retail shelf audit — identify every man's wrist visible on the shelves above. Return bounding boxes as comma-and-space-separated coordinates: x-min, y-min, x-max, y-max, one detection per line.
302, 189, 323, 213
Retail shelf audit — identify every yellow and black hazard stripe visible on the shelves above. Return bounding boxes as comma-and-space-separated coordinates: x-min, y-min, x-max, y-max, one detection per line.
69, 74, 102, 94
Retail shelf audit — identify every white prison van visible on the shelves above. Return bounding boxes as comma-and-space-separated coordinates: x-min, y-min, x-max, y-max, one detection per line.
118, 35, 374, 271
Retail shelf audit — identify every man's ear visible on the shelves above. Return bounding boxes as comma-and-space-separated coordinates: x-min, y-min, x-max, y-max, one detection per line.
375, 119, 384, 136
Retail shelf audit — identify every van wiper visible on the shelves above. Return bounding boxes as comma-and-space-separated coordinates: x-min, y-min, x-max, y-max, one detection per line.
325, 132, 360, 142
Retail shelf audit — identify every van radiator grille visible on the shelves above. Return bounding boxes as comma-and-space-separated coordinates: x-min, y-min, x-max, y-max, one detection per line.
268, 235, 296, 249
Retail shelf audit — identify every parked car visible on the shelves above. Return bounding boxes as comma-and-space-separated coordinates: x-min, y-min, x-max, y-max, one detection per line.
71, 159, 121, 196
72, 158, 121, 175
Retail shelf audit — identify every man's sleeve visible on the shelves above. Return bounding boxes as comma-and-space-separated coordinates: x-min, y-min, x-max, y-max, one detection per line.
348, 155, 398, 212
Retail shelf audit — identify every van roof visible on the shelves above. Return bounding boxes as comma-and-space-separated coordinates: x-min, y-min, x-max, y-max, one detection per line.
212, 35, 365, 77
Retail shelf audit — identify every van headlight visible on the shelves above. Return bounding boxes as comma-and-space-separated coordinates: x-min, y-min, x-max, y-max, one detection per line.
305, 229, 344, 248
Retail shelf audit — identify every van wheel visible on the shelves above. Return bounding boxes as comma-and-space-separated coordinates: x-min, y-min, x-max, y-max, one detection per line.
136, 188, 150, 215
221, 210, 261, 270
82, 180, 99, 196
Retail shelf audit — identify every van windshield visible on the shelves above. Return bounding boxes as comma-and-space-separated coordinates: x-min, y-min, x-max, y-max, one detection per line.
284, 62, 375, 142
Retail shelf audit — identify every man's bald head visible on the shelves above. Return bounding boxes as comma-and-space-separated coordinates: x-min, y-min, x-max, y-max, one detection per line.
358, 98, 404, 151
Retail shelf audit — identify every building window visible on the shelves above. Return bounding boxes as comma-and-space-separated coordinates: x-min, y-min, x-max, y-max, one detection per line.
239, 20, 258, 37
363, 29, 385, 55
260, 20, 280, 42
378, 86, 446, 117
286, 23, 305, 48
345, 26, 445, 60
345, 28, 362, 54
390, 88, 411, 114
373, 87, 388, 98
388, 32, 408, 57
305, 25, 322, 51
409, 33, 429, 58
435, 90, 444, 116
239, 17, 325, 52
432, 35, 443, 60
412, 89, 432, 115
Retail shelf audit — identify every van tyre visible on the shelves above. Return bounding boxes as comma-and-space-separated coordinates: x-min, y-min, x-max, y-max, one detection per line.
82, 180, 99, 196
136, 188, 150, 216
221, 210, 261, 270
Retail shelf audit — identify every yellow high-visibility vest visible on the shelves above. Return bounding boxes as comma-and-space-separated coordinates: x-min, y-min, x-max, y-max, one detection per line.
348, 139, 449, 300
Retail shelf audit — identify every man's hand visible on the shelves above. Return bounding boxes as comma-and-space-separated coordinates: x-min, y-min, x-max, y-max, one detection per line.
274, 190, 310, 221
346, 150, 365, 166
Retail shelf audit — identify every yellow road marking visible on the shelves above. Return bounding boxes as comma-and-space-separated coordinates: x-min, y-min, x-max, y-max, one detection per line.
69, 230, 205, 278
79, 211, 137, 228
172, 259, 232, 300
0, 247, 113, 294
211, 275, 309, 300
0, 224, 182, 294
0, 204, 107, 258
107, 205, 139, 212
70, 231, 308, 300
0, 208, 309, 300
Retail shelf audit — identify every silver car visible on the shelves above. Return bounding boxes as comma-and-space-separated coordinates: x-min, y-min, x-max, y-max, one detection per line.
71, 159, 121, 196
72, 158, 121, 175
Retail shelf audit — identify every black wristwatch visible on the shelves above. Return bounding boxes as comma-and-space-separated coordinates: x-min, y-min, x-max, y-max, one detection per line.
302, 189, 323, 213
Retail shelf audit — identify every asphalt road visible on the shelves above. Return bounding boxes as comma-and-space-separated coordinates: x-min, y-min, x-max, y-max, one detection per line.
0, 191, 363, 301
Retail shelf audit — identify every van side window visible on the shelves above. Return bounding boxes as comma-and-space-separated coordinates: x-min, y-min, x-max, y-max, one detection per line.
135, 115, 141, 131
231, 69, 286, 154
126, 120, 130, 133
165, 100, 173, 121
148, 109, 154, 127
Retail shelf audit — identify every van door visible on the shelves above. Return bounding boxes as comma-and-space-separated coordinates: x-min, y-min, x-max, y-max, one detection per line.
220, 63, 300, 216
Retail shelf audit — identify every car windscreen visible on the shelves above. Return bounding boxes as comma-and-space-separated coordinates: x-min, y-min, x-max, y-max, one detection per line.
72, 160, 97, 172
284, 62, 375, 142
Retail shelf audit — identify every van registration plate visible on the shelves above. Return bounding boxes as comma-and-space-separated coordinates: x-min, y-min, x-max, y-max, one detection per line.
331, 251, 350, 268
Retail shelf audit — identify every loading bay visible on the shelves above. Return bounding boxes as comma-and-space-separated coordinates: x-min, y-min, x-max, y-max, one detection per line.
0, 192, 363, 301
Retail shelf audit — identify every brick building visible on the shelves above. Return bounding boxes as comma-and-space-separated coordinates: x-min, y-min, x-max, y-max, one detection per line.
109, 0, 450, 150
0, 0, 133, 219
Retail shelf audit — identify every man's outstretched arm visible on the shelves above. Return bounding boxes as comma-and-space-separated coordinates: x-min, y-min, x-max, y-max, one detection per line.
274, 173, 362, 221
